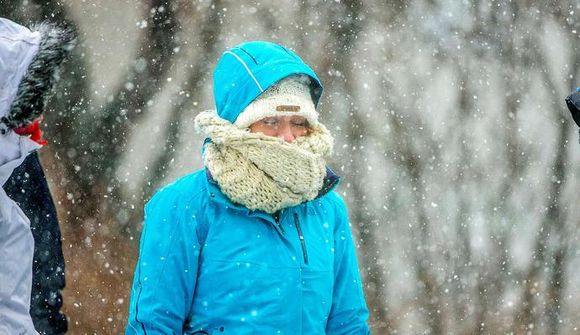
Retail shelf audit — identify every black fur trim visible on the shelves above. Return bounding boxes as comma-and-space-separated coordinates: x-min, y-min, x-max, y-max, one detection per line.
1, 22, 75, 130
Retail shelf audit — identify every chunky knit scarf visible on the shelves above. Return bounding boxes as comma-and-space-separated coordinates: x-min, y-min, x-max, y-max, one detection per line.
194, 110, 333, 213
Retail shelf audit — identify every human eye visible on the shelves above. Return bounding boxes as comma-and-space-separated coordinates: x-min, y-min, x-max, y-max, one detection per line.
291, 118, 308, 127
261, 117, 279, 127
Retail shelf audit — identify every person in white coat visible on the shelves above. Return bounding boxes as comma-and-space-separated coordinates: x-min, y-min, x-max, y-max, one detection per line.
0, 18, 73, 334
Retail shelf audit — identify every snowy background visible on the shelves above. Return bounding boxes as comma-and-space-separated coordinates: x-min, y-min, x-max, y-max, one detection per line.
3, 0, 580, 334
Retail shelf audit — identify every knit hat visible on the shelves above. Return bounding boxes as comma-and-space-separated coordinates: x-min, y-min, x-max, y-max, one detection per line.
234, 75, 318, 128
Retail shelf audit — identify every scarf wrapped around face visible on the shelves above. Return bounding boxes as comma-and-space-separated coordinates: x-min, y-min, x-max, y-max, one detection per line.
194, 110, 334, 213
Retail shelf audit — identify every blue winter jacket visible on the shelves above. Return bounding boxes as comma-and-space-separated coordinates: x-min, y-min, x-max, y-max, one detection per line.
126, 41, 370, 334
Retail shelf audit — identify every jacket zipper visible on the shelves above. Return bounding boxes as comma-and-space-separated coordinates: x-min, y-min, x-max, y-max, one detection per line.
274, 211, 285, 234
293, 213, 309, 265
277, 220, 285, 234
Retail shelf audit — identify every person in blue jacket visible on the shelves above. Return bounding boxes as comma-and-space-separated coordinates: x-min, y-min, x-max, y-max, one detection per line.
126, 41, 371, 334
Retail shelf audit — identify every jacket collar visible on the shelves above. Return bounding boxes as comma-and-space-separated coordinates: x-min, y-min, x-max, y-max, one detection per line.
317, 167, 340, 199
204, 167, 341, 215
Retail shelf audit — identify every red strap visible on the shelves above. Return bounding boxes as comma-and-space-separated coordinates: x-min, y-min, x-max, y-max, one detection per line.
14, 119, 48, 145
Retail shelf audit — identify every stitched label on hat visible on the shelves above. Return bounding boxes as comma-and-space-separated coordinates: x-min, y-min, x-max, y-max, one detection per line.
276, 105, 300, 112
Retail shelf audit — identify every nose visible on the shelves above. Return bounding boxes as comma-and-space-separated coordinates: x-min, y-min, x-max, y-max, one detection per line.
278, 124, 296, 143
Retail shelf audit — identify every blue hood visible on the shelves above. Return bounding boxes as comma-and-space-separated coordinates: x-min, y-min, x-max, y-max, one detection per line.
213, 41, 323, 123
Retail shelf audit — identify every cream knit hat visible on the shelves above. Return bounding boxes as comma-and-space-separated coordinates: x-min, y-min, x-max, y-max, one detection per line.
234, 75, 318, 128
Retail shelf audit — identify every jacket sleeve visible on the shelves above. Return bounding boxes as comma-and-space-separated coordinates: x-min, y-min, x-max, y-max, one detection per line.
326, 194, 371, 335
0, 134, 39, 334
125, 188, 201, 334
4, 152, 68, 334
0, 183, 37, 334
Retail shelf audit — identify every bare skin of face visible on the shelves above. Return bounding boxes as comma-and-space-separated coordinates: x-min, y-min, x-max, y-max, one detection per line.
249, 115, 310, 143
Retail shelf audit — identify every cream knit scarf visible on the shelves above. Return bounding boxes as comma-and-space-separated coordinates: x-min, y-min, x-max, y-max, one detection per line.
194, 110, 334, 214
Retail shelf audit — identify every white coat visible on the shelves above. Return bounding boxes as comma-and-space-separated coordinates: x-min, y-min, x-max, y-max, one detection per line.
0, 18, 43, 335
